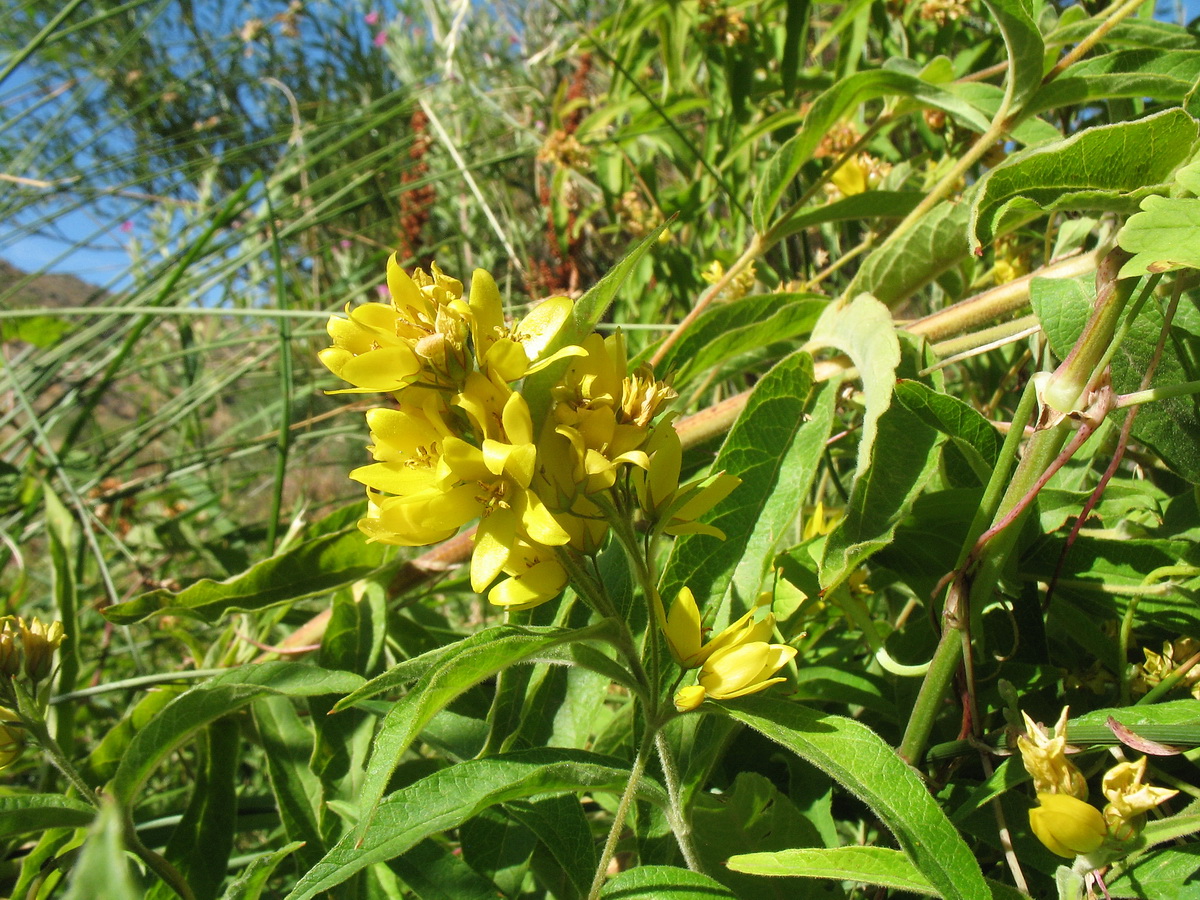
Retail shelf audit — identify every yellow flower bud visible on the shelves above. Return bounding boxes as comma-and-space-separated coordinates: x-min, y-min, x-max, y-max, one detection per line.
663, 588, 704, 668
19, 617, 65, 684
1028, 793, 1107, 859
674, 685, 707, 712
0, 619, 20, 678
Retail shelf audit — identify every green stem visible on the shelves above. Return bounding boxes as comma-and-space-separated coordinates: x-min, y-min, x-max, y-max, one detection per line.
654, 728, 705, 873
1118, 379, 1200, 409
589, 726, 655, 900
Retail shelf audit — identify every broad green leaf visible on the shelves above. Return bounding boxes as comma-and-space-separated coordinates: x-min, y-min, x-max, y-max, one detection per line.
0, 314, 71, 347
1107, 846, 1200, 900
1047, 16, 1200, 51
982, 0, 1044, 115
727, 380, 838, 609
658, 351, 816, 617
599, 865, 738, 899
505, 796, 596, 896
764, 190, 925, 245
147, 719, 240, 900
1029, 50, 1200, 118
285, 749, 666, 900
334, 620, 624, 711
1071, 699, 1200, 737
793, 665, 899, 723
1029, 274, 1092, 358
252, 696, 326, 871
752, 70, 993, 233
1118, 158, 1200, 277
692, 772, 829, 900
807, 294, 900, 481
104, 526, 391, 624
61, 799, 140, 900
647, 293, 826, 390
0, 794, 95, 840
220, 843, 306, 900
728, 846, 937, 894
387, 838, 500, 899
112, 662, 363, 805
895, 380, 1002, 478
721, 698, 990, 900
350, 620, 623, 839
459, 807, 535, 897
853, 197, 972, 307
971, 109, 1200, 251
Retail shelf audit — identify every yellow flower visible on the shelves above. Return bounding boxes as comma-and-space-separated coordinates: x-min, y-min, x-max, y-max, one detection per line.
661, 588, 776, 669
1101, 757, 1177, 833
830, 156, 869, 196
487, 542, 569, 612
0, 619, 20, 678
320, 258, 472, 395
635, 424, 739, 537
1017, 707, 1089, 799
19, 617, 64, 684
467, 269, 584, 382
1028, 793, 1107, 859
802, 502, 839, 540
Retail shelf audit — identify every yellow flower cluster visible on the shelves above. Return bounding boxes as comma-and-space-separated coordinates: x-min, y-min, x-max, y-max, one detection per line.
323, 259, 736, 610
0, 616, 66, 771
1018, 707, 1178, 859
663, 588, 795, 711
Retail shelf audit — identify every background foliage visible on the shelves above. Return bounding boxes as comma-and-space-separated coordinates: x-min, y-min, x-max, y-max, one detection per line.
2, 0, 1200, 898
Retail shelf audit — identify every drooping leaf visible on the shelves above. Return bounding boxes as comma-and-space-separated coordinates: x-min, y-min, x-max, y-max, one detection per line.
349, 620, 624, 840
982, 0, 1044, 116
970, 109, 1200, 251
252, 696, 326, 871
0, 794, 95, 840
60, 799, 140, 900
599, 865, 738, 900
647, 293, 826, 391
721, 697, 991, 900
104, 526, 392, 624
111, 662, 363, 805
284, 749, 666, 900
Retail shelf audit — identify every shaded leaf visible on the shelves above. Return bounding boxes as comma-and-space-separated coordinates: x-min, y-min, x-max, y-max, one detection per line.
600, 865, 738, 899
0, 794, 95, 840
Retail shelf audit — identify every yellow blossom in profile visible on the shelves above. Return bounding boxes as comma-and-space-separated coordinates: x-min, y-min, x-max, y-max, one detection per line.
634, 424, 739, 537
802, 502, 839, 540
467, 269, 584, 382
1017, 707, 1089, 799
487, 541, 569, 612
0, 620, 19, 677
1028, 793, 1107, 859
1101, 756, 1177, 834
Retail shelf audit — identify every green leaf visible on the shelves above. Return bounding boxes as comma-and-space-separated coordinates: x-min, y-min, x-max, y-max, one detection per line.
808, 294, 901, 481
752, 70, 993, 233
765, 190, 925, 245
387, 839, 500, 899
600, 866, 738, 899
104, 526, 391, 624
982, 0, 1044, 114
721, 697, 990, 900
895, 380, 1002, 477
1107, 846, 1200, 900
1118, 160, 1200, 277
658, 351, 816, 617
971, 109, 1200, 251
0, 793, 95, 840
220, 843, 306, 900
284, 749, 666, 900
692, 772, 830, 900
648, 293, 826, 391
1029, 50, 1200, 118
1047, 16, 1200, 51
111, 662, 363, 806
854, 197, 972, 307
1029, 274, 1092, 359
349, 620, 622, 839
61, 799, 140, 900
0, 314, 72, 347
252, 696, 326, 871
505, 796, 596, 897
727, 846, 937, 894
147, 719, 240, 900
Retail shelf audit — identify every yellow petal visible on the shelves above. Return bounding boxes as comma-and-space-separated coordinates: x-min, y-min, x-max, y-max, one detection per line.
674, 685, 706, 713
1029, 794, 1107, 859
665, 587, 704, 668
472, 510, 517, 592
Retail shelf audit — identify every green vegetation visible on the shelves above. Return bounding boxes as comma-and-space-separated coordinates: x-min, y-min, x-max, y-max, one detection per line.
2, 1, 1200, 898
